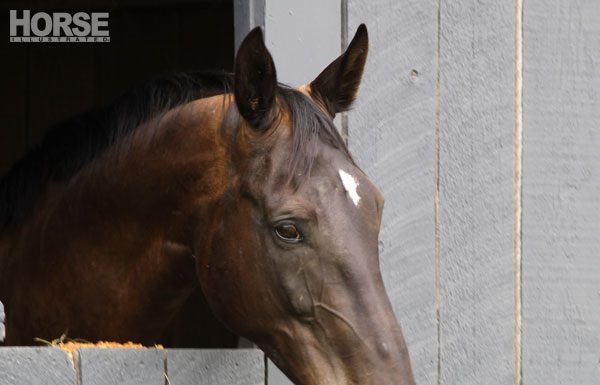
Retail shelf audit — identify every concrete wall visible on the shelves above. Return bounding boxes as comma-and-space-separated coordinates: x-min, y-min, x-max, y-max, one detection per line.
236, 1, 600, 385
0, 348, 264, 385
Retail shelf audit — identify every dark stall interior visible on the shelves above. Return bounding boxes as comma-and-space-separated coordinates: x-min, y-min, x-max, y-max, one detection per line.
0, 0, 234, 176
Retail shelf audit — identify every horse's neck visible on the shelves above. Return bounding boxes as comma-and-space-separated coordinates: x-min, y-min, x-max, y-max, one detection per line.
5, 96, 231, 344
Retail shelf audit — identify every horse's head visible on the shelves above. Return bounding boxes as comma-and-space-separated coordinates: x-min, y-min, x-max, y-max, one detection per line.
198, 25, 416, 385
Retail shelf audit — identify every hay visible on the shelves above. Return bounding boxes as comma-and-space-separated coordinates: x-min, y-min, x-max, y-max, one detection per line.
34, 332, 163, 365
35, 331, 162, 350
54, 340, 163, 354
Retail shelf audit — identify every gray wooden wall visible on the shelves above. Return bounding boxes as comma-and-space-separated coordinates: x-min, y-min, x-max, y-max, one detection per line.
236, 1, 600, 385
0, 348, 264, 385
522, 1, 600, 384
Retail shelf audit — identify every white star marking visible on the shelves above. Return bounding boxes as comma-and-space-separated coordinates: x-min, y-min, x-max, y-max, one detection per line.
338, 169, 361, 207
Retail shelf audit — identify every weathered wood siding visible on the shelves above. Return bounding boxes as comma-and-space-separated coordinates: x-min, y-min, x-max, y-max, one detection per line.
346, 1, 439, 384
437, 2, 516, 384
0, 348, 265, 385
0, 348, 76, 385
521, 1, 600, 384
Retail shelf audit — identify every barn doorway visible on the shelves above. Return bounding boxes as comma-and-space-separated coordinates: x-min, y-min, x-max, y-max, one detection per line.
0, 0, 234, 175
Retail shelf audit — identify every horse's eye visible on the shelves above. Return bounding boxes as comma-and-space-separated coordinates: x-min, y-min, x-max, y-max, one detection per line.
274, 222, 303, 243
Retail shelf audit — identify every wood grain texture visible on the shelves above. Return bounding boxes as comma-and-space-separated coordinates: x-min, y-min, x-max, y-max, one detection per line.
0, 347, 76, 385
78, 348, 165, 385
167, 349, 264, 385
264, 0, 341, 87
347, 1, 438, 384
521, 1, 600, 384
438, 1, 516, 384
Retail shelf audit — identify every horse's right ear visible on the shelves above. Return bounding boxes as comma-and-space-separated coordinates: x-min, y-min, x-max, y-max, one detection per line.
309, 24, 368, 117
234, 27, 278, 129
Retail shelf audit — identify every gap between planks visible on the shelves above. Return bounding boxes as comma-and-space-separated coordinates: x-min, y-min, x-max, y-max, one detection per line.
434, 1, 442, 385
514, 0, 523, 384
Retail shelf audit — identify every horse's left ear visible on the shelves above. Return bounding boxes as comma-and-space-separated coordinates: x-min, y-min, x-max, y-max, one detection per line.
309, 24, 368, 116
234, 27, 278, 129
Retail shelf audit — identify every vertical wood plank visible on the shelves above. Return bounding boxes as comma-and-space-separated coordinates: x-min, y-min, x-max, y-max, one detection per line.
438, 1, 516, 384
347, 1, 438, 384
234, 0, 265, 52
263, 0, 341, 87
522, 1, 600, 384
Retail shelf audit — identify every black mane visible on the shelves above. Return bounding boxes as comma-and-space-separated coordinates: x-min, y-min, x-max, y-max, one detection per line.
0, 72, 350, 230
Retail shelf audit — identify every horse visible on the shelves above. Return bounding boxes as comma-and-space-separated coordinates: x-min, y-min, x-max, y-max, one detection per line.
0, 25, 416, 385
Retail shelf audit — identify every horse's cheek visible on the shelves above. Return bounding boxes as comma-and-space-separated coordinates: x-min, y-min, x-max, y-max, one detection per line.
268, 248, 317, 319
281, 271, 314, 317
